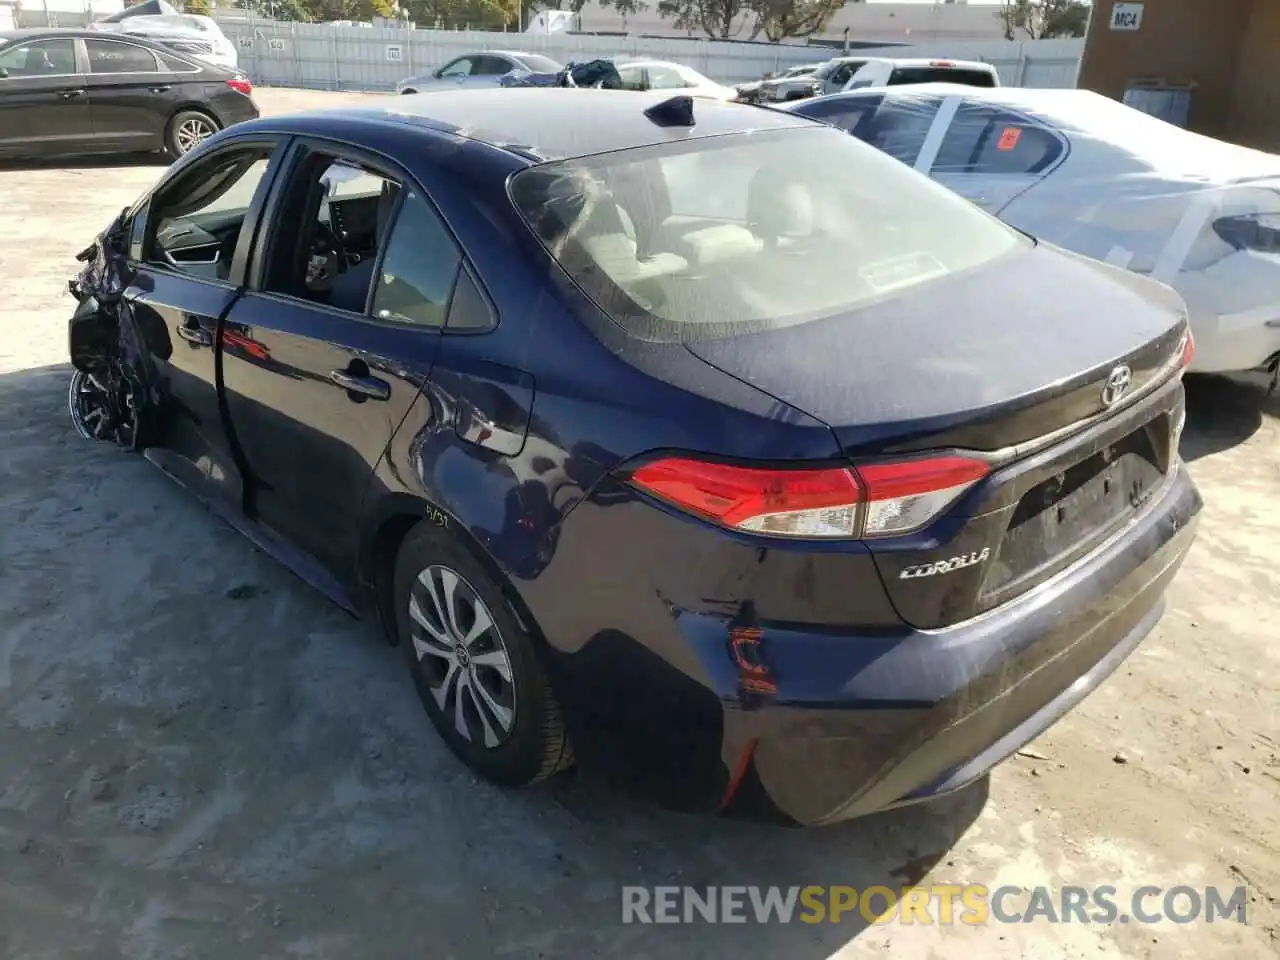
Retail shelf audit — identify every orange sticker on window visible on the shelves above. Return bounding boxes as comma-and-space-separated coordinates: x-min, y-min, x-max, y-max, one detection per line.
996, 126, 1022, 151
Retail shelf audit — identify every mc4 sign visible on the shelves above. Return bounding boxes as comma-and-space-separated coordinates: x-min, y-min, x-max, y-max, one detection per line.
1110, 2, 1144, 31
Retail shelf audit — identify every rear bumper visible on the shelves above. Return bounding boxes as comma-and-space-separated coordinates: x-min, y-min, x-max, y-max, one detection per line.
1188, 307, 1280, 373
721, 463, 1201, 825
209, 92, 260, 129
529, 455, 1200, 826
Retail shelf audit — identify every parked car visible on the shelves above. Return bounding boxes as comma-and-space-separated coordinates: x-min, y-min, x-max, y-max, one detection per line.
736, 62, 822, 104
395, 50, 563, 94
89, 12, 239, 71
787, 85, 1280, 376
612, 59, 737, 101
811, 56, 869, 96
843, 58, 999, 92
0, 28, 257, 160
67, 88, 1200, 825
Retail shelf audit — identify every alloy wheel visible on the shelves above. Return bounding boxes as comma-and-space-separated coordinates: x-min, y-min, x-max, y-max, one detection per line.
175, 116, 216, 154
409, 564, 517, 748
68, 369, 137, 447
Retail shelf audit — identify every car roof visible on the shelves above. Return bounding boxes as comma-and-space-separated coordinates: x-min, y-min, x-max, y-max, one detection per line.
0, 26, 173, 45
307, 88, 815, 163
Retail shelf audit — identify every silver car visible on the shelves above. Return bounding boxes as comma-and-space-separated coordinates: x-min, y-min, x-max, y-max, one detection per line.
396, 50, 563, 94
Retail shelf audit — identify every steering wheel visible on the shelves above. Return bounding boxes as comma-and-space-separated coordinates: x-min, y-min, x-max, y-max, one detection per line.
305, 219, 346, 293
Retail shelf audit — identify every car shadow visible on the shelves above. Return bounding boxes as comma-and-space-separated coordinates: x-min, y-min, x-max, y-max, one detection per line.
0, 151, 169, 171
0, 361, 987, 959
1180, 371, 1279, 462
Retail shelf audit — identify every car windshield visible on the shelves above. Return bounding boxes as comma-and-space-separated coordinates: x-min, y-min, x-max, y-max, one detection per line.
519, 53, 561, 73
510, 126, 1027, 343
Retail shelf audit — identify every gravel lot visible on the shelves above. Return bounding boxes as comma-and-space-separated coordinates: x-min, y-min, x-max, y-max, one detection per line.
0, 89, 1277, 960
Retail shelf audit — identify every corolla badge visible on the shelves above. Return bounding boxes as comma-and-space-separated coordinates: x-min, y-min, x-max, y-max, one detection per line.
1101, 365, 1133, 407
900, 548, 991, 580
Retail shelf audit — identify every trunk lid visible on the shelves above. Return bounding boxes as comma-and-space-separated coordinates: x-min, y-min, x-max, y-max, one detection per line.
686, 243, 1189, 628
685, 243, 1184, 455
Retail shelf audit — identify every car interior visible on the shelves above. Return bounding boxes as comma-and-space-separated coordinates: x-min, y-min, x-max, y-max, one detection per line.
263, 156, 401, 314
0, 40, 77, 76
515, 136, 978, 331
149, 151, 273, 281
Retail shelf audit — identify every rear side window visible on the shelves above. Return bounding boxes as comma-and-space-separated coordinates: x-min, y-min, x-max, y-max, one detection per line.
933, 103, 1065, 175
510, 126, 1026, 342
86, 39, 158, 74
372, 189, 463, 328
891, 67, 997, 88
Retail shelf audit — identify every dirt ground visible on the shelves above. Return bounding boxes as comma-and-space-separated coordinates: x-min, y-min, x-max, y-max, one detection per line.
0, 89, 1277, 960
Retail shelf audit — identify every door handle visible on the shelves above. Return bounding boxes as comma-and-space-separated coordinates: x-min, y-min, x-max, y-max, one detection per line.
149, 85, 172, 94
329, 369, 390, 401
177, 323, 212, 347
58, 88, 86, 100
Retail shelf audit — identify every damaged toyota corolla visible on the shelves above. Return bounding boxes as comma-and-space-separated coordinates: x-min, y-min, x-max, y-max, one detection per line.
67, 89, 1201, 825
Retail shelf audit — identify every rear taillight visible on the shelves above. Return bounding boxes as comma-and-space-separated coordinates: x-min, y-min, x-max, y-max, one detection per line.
227, 76, 253, 96
1180, 330, 1195, 369
622, 454, 989, 540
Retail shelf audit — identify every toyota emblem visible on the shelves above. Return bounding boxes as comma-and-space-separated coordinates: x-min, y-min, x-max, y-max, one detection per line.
1101, 365, 1132, 407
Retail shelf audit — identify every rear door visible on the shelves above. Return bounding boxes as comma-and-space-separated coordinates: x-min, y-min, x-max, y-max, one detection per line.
126, 136, 286, 505
927, 100, 1068, 213
220, 140, 459, 581
83, 36, 180, 151
0, 37, 91, 156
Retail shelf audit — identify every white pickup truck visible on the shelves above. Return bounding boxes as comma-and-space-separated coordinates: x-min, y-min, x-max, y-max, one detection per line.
843, 58, 1000, 92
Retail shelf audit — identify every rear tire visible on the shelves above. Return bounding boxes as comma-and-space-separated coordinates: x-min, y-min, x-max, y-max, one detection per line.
394, 523, 573, 786
166, 109, 220, 157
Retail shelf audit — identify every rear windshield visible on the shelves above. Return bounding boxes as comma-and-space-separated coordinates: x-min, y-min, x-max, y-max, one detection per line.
891, 66, 997, 87
509, 126, 1026, 342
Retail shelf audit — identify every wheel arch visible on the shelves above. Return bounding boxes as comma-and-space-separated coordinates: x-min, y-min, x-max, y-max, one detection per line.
359, 492, 551, 657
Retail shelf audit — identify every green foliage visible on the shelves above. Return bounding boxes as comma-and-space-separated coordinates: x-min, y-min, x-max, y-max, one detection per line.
995, 0, 1090, 40
654, 0, 840, 40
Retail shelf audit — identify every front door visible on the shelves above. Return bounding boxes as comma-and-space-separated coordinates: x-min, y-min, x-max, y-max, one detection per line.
222, 143, 461, 581
83, 37, 177, 152
128, 137, 286, 504
0, 37, 91, 156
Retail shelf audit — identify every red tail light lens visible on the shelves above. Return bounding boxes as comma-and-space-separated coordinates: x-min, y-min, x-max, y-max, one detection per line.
1180, 330, 1195, 369
227, 76, 253, 96
623, 454, 989, 540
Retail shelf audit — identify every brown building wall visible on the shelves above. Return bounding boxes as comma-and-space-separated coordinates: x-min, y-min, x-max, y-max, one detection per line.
1077, 0, 1254, 138
1227, 1, 1280, 150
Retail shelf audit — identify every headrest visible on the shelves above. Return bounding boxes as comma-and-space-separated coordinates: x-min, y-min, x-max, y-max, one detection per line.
747, 167, 814, 243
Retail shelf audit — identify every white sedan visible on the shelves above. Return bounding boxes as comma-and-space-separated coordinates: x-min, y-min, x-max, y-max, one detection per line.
612, 59, 738, 102
786, 84, 1280, 376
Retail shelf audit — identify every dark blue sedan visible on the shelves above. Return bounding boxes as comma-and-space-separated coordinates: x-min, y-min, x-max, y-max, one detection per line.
67, 88, 1202, 825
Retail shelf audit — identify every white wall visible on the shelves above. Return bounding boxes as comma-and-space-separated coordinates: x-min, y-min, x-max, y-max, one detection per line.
214, 16, 1083, 92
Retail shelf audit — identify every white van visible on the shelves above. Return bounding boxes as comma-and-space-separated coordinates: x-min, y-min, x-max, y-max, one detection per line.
843, 58, 999, 92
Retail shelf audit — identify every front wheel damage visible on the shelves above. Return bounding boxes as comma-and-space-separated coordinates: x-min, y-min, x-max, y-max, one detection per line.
67, 208, 160, 451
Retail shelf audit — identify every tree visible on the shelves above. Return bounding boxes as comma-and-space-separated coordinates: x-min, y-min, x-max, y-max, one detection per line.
753, 0, 844, 42
400, 0, 520, 30
655, 0, 840, 41
656, 0, 751, 39
995, 0, 1090, 40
